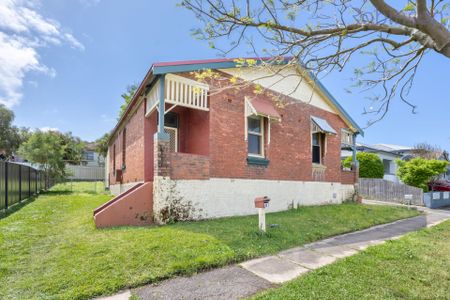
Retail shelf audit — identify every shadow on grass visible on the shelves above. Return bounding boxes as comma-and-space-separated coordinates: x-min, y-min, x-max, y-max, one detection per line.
0, 195, 38, 220
0, 189, 79, 220
43, 190, 73, 196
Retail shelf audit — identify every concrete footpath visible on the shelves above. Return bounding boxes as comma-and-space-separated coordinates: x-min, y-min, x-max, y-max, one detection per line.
99, 203, 450, 300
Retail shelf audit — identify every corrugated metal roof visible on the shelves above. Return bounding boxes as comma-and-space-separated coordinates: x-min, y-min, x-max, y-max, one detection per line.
311, 116, 337, 135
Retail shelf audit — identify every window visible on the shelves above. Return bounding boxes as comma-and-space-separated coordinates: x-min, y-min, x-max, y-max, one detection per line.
122, 128, 126, 169
164, 112, 178, 128
247, 116, 264, 157
158, 112, 179, 152
82, 151, 94, 161
312, 132, 322, 164
113, 144, 116, 171
383, 159, 392, 174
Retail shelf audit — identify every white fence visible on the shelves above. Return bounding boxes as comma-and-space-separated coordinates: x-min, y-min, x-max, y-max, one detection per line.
358, 178, 423, 206
65, 165, 105, 181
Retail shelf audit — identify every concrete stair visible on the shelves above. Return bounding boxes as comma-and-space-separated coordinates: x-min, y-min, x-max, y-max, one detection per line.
93, 182, 153, 228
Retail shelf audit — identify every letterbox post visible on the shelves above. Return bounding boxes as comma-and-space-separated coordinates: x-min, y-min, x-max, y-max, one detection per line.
258, 207, 266, 232
254, 196, 270, 232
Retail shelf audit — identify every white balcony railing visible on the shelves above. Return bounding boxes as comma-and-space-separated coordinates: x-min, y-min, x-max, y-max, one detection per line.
146, 73, 209, 115
341, 129, 354, 146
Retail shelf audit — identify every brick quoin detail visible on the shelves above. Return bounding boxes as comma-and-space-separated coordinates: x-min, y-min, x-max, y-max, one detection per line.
154, 139, 171, 177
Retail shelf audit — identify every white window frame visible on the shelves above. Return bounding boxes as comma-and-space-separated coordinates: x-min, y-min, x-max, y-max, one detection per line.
247, 116, 264, 158
311, 131, 327, 165
311, 132, 322, 164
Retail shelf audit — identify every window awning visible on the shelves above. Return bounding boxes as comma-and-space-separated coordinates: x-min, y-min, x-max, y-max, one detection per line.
311, 116, 336, 135
245, 97, 281, 121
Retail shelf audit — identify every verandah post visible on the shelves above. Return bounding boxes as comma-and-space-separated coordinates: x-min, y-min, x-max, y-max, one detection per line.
157, 74, 167, 136
352, 133, 358, 169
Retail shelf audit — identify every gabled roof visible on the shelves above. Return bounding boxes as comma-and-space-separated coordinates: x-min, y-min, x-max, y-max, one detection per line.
110, 57, 363, 142
356, 142, 413, 156
372, 143, 413, 152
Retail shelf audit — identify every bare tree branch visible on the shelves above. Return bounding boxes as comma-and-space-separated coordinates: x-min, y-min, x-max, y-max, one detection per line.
181, 0, 450, 125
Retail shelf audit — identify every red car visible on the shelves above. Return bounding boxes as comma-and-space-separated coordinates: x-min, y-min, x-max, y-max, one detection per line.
429, 180, 450, 192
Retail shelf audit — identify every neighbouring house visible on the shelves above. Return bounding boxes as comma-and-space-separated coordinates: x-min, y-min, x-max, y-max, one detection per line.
342, 143, 450, 183
81, 142, 105, 167
342, 143, 413, 182
94, 58, 363, 228
65, 143, 105, 181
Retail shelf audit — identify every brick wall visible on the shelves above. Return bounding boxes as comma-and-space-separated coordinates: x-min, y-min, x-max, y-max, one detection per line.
170, 152, 210, 180
202, 72, 350, 183
110, 70, 357, 186
154, 139, 171, 177
109, 101, 147, 185
341, 169, 358, 185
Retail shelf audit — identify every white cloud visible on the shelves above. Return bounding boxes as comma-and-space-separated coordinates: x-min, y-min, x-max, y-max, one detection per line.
39, 126, 59, 132
0, 0, 84, 107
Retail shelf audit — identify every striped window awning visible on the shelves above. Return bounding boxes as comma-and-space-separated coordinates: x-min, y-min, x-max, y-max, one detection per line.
311, 116, 336, 135
245, 97, 281, 121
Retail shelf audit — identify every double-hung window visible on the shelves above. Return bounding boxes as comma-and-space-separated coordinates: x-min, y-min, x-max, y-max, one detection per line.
247, 116, 264, 157
312, 132, 323, 164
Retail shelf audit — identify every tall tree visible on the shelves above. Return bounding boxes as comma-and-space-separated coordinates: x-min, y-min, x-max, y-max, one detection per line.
397, 157, 448, 191
18, 130, 85, 180
0, 104, 29, 156
181, 0, 450, 124
18, 131, 67, 181
95, 133, 110, 158
118, 84, 138, 120
57, 132, 85, 165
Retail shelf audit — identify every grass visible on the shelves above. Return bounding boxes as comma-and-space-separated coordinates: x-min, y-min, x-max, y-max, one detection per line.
51, 180, 107, 194
253, 219, 450, 300
0, 182, 420, 300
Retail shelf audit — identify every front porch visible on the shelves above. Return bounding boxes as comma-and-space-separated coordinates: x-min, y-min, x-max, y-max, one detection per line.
146, 73, 211, 180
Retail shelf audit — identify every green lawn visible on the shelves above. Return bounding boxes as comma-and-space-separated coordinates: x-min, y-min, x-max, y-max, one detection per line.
0, 183, 420, 300
253, 219, 450, 300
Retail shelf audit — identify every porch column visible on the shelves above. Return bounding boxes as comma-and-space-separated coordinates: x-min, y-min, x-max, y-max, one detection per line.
157, 74, 169, 139
154, 74, 170, 178
352, 133, 358, 168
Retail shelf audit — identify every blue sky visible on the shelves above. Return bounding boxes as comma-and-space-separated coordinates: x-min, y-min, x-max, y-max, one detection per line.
2, 0, 449, 150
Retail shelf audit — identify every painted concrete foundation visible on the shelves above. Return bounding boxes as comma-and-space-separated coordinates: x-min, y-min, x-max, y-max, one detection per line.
109, 181, 144, 196
153, 176, 355, 223
94, 182, 153, 228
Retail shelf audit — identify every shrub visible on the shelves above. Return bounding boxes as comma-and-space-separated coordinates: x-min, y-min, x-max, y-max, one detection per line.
343, 152, 384, 178
396, 158, 448, 191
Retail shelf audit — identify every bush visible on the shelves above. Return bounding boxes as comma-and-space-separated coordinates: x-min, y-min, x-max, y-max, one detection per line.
343, 152, 384, 178
396, 158, 448, 191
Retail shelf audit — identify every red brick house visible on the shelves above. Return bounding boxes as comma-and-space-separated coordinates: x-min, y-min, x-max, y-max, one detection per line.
94, 58, 362, 228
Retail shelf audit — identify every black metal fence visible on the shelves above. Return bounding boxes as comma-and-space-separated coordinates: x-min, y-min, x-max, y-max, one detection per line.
0, 161, 49, 211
